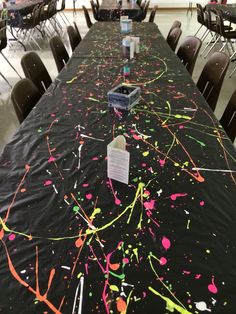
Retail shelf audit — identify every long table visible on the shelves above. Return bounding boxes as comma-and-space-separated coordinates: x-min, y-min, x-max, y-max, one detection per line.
99, 0, 141, 20
0, 22, 236, 313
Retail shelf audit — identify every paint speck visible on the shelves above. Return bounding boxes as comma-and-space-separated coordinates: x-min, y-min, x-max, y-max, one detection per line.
8, 234, 16, 241
86, 194, 93, 200
123, 258, 129, 264
200, 201, 205, 206
143, 151, 149, 157
83, 183, 89, 187
133, 134, 141, 140
208, 276, 218, 294
75, 238, 84, 248
159, 159, 165, 167
170, 193, 187, 200
179, 125, 184, 129
162, 236, 171, 250
116, 297, 127, 312
48, 156, 56, 163
115, 198, 121, 205
159, 257, 167, 265
44, 180, 52, 186
110, 263, 120, 271
20, 188, 26, 193
144, 200, 155, 210
195, 301, 211, 312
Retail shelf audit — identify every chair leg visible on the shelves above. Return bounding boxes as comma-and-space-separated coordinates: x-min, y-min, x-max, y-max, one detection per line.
229, 66, 236, 77
61, 11, 70, 24
194, 24, 203, 37
200, 32, 216, 56
0, 52, 22, 78
204, 35, 220, 58
0, 71, 12, 87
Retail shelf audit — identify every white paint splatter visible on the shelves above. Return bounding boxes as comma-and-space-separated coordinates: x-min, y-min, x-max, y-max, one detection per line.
195, 301, 211, 312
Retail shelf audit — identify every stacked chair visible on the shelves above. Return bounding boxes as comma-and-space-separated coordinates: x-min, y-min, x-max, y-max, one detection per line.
0, 19, 22, 87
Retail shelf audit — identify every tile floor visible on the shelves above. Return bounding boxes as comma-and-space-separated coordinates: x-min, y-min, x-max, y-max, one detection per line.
0, 8, 235, 153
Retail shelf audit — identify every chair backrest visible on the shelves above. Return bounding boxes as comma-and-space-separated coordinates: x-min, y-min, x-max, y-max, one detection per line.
177, 36, 202, 75
215, 10, 226, 37
205, 10, 215, 31
67, 25, 81, 51
142, 0, 150, 20
21, 52, 52, 94
11, 78, 42, 124
196, 3, 205, 25
50, 36, 69, 72
196, 51, 230, 111
82, 5, 93, 28
166, 27, 182, 52
148, 5, 157, 23
166, 20, 181, 39
73, 22, 82, 43
90, 0, 98, 20
0, 19, 7, 51
220, 89, 236, 142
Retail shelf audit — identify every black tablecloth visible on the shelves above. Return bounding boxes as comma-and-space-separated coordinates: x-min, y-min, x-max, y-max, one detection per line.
0, 22, 236, 314
99, 0, 141, 21
205, 3, 236, 24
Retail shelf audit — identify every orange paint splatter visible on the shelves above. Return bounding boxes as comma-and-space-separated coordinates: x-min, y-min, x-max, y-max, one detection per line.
116, 297, 127, 312
0, 228, 4, 240
75, 238, 84, 248
20, 188, 26, 193
109, 263, 120, 271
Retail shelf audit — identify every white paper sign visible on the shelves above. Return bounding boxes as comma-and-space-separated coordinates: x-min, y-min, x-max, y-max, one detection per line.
107, 135, 130, 184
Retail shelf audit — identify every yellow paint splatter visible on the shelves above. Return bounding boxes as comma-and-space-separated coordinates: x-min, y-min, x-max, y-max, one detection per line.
143, 151, 149, 157
148, 286, 193, 314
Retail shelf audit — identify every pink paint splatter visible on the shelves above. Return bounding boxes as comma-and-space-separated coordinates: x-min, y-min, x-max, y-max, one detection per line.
86, 194, 93, 200
200, 201, 205, 206
115, 198, 121, 205
183, 270, 191, 275
144, 190, 150, 196
142, 163, 146, 167
159, 257, 167, 265
162, 236, 171, 250
143, 292, 147, 298
44, 180, 52, 186
159, 159, 165, 167
48, 156, 56, 163
144, 200, 155, 210
8, 234, 16, 241
85, 263, 89, 275
92, 157, 99, 160
82, 183, 89, 187
133, 134, 141, 140
170, 193, 187, 200
195, 274, 201, 279
179, 125, 184, 129
208, 276, 218, 294
123, 258, 129, 264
